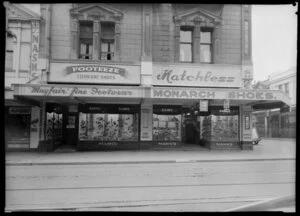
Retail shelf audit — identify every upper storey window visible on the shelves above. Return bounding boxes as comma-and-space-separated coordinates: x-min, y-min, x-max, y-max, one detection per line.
79, 21, 93, 59
174, 7, 222, 64
180, 27, 193, 62
5, 36, 14, 71
200, 28, 212, 63
100, 22, 115, 60
70, 4, 123, 61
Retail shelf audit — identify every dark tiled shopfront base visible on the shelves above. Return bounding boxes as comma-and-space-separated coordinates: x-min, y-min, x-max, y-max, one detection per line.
32, 140, 253, 152
77, 141, 139, 151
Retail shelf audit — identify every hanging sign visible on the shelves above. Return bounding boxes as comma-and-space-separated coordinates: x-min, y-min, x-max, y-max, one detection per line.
223, 99, 230, 109
219, 99, 230, 113
199, 100, 208, 112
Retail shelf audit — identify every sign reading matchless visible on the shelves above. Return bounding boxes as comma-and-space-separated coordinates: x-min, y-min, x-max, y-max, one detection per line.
153, 64, 242, 87
49, 63, 141, 84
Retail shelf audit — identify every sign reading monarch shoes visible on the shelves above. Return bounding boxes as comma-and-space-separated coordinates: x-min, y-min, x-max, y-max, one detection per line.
152, 88, 291, 105
49, 62, 141, 84
153, 64, 242, 87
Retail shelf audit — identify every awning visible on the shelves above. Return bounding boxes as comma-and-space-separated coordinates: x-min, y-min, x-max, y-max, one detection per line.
151, 87, 291, 109
12, 84, 291, 110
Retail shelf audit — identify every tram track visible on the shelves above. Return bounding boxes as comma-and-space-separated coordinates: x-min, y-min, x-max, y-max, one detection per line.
6, 181, 294, 191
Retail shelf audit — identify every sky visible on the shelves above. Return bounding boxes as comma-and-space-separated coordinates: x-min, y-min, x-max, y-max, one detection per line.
252, 4, 297, 81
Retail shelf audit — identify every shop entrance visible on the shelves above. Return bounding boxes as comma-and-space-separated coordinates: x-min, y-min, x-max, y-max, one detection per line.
182, 106, 203, 146
64, 112, 78, 146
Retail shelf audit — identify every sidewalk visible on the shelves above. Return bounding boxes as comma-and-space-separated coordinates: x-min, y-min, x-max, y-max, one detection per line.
5, 138, 296, 166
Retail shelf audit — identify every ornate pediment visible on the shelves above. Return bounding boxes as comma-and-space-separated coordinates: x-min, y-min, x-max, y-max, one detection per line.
70, 4, 123, 22
4, 2, 41, 21
174, 7, 222, 27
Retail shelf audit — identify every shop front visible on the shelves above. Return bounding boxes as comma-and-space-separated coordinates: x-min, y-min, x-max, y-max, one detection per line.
5, 91, 41, 151
5, 106, 31, 149
11, 83, 291, 151
150, 86, 291, 150
12, 83, 144, 151
77, 103, 140, 150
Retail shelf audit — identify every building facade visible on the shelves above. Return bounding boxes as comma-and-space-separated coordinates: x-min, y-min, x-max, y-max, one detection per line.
6, 3, 291, 151
4, 3, 47, 151
252, 67, 296, 138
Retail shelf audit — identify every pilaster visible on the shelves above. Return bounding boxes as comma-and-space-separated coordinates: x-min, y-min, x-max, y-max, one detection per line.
241, 5, 253, 89
174, 18, 181, 62
70, 13, 79, 59
193, 17, 201, 63
114, 15, 121, 61
142, 4, 153, 61
212, 23, 221, 64
15, 22, 21, 76
91, 16, 99, 60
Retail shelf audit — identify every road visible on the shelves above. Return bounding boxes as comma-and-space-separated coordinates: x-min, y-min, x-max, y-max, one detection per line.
5, 160, 295, 212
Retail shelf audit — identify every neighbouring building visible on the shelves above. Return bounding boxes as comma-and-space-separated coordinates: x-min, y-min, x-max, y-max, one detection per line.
252, 67, 296, 138
6, 3, 291, 151
4, 2, 48, 151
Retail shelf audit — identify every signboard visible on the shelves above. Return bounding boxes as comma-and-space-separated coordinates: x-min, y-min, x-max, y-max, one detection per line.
153, 106, 182, 115
223, 99, 230, 109
67, 116, 75, 129
49, 63, 141, 85
153, 64, 242, 87
30, 21, 41, 82
16, 85, 141, 99
152, 88, 290, 105
199, 100, 208, 112
9, 107, 31, 115
245, 114, 250, 130
79, 104, 140, 114
69, 104, 78, 113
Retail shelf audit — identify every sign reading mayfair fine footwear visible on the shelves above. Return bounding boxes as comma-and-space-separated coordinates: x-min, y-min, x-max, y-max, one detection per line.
15, 85, 142, 98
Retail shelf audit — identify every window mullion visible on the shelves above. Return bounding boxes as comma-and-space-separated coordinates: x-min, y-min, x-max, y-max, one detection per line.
92, 20, 99, 60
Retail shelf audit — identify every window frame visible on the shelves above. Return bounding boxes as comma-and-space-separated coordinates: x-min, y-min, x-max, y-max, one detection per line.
79, 21, 94, 60
99, 22, 115, 61
200, 28, 213, 64
179, 26, 193, 63
284, 83, 289, 95
5, 36, 14, 71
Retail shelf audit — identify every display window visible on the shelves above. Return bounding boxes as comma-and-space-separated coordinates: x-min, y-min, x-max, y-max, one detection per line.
200, 106, 239, 142
153, 106, 182, 141
78, 104, 139, 141
46, 104, 63, 140
5, 106, 31, 146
